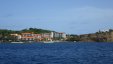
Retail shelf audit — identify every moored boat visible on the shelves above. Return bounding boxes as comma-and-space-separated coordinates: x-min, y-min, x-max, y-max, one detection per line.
11, 42, 24, 43
43, 41, 54, 43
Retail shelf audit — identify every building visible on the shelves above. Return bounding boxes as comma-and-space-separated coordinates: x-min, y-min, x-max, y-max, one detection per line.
41, 33, 51, 41
10, 31, 67, 42
53, 32, 66, 40
34, 34, 42, 41
21, 33, 35, 41
10, 34, 22, 41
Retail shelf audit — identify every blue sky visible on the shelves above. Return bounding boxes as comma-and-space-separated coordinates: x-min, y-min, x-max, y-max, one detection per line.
0, 0, 113, 34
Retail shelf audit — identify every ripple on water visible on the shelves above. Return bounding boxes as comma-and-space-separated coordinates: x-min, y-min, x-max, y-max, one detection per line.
0, 43, 113, 64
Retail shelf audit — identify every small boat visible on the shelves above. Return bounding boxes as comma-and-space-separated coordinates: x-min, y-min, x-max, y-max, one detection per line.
43, 41, 54, 43
11, 42, 24, 43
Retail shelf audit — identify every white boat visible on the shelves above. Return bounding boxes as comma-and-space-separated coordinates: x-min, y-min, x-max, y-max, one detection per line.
74, 41, 77, 42
43, 41, 54, 43
11, 42, 24, 43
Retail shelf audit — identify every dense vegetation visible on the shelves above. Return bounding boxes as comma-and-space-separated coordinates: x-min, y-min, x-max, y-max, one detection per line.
21, 28, 53, 34
66, 34, 80, 42
0, 28, 53, 34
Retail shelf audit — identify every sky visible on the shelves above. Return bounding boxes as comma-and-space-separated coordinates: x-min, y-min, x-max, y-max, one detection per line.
0, 0, 113, 34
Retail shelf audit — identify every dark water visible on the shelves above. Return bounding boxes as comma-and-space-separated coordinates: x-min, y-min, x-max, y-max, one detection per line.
0, 42, 113, 64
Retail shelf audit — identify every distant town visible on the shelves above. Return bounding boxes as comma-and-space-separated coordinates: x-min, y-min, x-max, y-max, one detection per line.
0, 28, 66, 43
0, 28, 113, 43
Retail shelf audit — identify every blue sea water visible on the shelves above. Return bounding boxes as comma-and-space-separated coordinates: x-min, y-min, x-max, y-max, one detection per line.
0, 42, 113, 64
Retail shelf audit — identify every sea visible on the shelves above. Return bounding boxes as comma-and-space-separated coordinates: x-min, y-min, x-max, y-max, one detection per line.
0, 42, 113, 64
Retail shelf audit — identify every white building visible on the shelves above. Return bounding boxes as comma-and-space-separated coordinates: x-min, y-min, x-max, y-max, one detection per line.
51, 32, 66, 40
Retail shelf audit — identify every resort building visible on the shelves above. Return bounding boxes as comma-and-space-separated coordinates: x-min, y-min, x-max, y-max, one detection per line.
41, 33, 52, 41
10, 31, 67, 42
10, 34, 22, 40
34, 34, 42, 41
53, 32, 66, 40
21, 33, 35, 41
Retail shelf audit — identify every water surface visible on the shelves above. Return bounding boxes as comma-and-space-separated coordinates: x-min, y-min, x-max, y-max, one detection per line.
0, 42, 113, 64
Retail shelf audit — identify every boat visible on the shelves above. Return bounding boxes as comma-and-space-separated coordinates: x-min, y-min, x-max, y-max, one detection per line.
43, 41, 54, 43
11, 42, 24, 43
74, 41, 77, 42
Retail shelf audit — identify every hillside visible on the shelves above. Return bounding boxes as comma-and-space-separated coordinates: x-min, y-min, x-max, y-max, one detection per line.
0, 28, 54, 35
21, 28, 53, 34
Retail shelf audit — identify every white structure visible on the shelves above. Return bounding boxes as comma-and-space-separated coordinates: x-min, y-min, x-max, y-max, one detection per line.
62, 33, 66, 38
52, 32, 66, 40
50, 32, 54, 38
10, 34, 22, 40
17, 35, 22, 40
